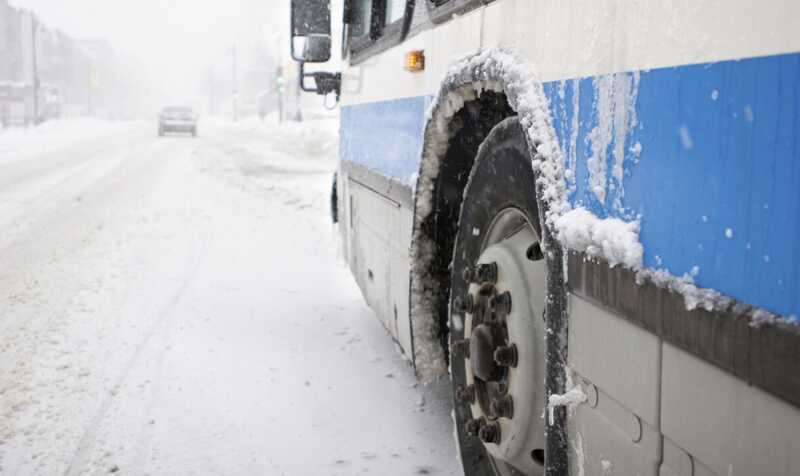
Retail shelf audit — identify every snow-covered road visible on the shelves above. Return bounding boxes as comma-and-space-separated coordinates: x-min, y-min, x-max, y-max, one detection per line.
0, 118, 458, 476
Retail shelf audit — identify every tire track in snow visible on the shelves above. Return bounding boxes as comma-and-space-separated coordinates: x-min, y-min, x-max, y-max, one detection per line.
63, 236, 205, 476
0, 134, 179, 470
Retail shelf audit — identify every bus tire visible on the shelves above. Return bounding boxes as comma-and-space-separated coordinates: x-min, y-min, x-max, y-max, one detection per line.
450, 116, 547, 476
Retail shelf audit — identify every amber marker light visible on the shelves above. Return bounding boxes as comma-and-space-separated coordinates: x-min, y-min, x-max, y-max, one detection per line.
404, 50, 425, 72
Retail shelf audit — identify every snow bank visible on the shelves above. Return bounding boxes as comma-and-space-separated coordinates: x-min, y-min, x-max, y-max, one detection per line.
201, 115, 339, 179
0, 118, 132, 162
210, 114, 339, 164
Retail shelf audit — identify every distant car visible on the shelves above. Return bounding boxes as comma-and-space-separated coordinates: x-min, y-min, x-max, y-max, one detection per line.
158, 106, 197, 137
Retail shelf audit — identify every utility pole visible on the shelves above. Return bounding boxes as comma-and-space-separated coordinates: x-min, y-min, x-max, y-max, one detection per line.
31, 15, 38, 125
87, 63, 93, 116
232, 44, 238, 122
207, 67, 214, 115
276, 66, 284, 123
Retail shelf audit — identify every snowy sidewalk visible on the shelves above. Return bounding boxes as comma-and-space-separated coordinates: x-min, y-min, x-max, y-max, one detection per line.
0, 118, 458, 475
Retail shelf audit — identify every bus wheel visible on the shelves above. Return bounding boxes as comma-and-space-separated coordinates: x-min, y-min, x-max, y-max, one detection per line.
449, 117, 547, 476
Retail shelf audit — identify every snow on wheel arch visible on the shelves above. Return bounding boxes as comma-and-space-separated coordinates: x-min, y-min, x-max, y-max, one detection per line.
409, 48, 569, 383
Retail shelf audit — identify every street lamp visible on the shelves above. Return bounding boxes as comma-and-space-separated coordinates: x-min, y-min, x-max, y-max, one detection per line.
231, 44, 238, 122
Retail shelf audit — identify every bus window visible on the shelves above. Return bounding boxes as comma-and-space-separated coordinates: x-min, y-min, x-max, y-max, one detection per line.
351, 0, 373, 39
385, 0, 404, 25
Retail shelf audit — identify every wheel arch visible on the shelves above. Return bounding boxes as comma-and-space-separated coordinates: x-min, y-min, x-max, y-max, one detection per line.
409, 48, 569, 382
408, 48, 572, 475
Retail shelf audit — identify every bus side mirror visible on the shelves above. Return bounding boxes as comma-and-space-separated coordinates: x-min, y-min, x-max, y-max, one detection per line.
290, 0, 332, 63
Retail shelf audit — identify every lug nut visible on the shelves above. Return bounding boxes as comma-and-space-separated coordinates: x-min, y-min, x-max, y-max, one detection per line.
477, 284, 496, 297
489, 395, 514, 419
492, 291, 512, 317
453, 294, 474, 314
463, 263, 498, 285
451, 339, 470, 358
464, 418, 483, 436
478, 421, 501, 444
493, 344, 518, 368
455, 384, 475, 404
527, 242, 544, 261
477, 262, 498, 284
462, 266, 477, 283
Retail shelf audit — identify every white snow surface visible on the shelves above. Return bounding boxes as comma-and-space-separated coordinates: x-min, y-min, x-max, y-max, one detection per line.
0, 118, 134, 164
0, 117, 459, 475
554, 207, 643, 269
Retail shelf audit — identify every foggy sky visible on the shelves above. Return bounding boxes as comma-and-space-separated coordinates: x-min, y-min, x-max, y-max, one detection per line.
10, 0, 290, 106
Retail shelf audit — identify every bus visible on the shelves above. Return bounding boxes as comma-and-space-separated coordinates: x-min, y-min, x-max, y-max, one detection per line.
289, 1, 800, 475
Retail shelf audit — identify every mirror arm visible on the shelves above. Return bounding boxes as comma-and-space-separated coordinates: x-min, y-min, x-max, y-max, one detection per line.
298, 61, 317, 93
299, 61, 341, 101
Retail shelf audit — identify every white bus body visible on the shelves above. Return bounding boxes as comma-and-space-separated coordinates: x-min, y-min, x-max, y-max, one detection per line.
291, 1, 800, 475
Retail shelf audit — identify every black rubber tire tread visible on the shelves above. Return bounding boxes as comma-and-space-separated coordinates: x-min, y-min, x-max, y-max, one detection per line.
450, 116, 542, 476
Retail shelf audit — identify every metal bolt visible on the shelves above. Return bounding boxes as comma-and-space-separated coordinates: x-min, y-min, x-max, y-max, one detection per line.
477, 262, 498, 284
527, 242, 544, 261
489, 395, 514, 419
451, 339, 470, 358
463, 263, 497, 285
462, 266, 478, 283
493, 344, 518, 368
464, 418, 483, 436
478, 421, 501, 444
455, 384, 475, 404
453, 294, 474, 314
492, 291, 512, 317
477, 283, 496, 298
471, 299, 489, 323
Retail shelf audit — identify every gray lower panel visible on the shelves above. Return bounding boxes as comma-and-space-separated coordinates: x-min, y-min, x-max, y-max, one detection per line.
340, 160, 414, 210
661, 343, 800, 476
567, 251, 800, 410
568, 292, 800, 476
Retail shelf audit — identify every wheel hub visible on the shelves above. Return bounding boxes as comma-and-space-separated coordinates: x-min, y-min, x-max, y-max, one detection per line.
469, 324, 503, 382
454, 209, 548, 475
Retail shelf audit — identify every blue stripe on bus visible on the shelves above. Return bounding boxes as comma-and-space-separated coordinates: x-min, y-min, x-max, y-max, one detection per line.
340, 95, 430, 186
341, 51, 800, 318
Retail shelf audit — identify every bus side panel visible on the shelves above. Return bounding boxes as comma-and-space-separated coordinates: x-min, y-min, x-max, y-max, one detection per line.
539, 52, 800, 319
339, 97, 427, 358
542, 53, 800, 476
